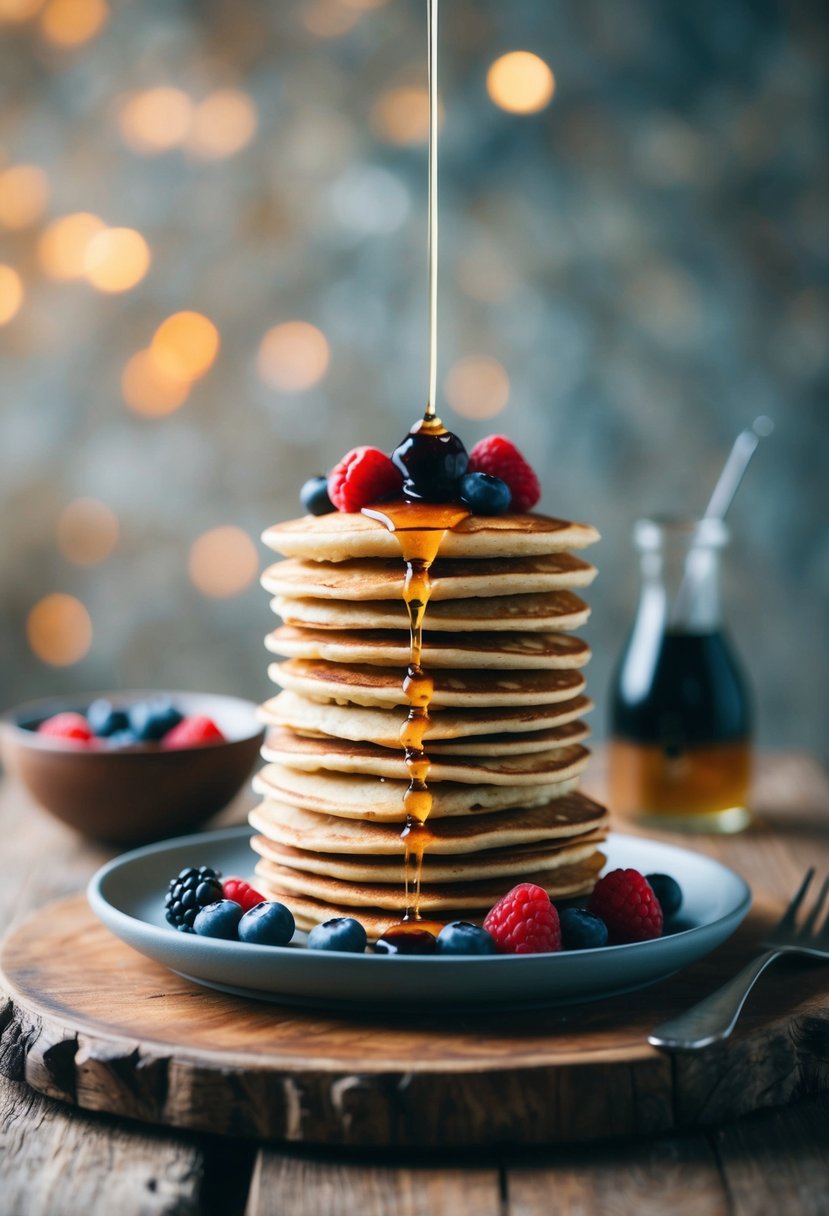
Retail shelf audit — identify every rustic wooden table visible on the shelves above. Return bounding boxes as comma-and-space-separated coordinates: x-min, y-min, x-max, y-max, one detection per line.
1, 753, 828, 1216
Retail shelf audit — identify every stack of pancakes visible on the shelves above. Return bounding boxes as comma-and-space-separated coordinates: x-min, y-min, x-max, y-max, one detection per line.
251, 510, 608, 939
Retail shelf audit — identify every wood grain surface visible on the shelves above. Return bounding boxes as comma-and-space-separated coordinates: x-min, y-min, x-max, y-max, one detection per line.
2, 755, 829, 1214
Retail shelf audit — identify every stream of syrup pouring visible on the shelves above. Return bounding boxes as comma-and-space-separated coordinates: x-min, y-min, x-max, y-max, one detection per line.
360, 1, 463, 946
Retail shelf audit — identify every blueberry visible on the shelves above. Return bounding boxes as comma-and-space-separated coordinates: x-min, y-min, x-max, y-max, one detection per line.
87, 698, 130, 737
128, 697, 183, 742
559, 908, 609, 950
238, 900, 295, 946
193, 900, 243, 940
436, 921, 497, 955
106, 728, 140, 748
645, 874, 683, 919
300, 474, 335, 516
391, 423, 469, 502
459, 472, 512, 516
307, 917, 368, 953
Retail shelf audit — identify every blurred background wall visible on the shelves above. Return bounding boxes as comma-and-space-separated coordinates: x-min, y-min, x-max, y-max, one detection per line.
0, 0, 827, 761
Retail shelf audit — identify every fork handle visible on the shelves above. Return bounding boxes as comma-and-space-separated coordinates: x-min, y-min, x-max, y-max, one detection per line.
648, 949, 782, 1050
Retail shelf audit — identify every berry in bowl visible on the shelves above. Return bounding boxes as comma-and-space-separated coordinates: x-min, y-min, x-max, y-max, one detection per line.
0, 691, 265, 846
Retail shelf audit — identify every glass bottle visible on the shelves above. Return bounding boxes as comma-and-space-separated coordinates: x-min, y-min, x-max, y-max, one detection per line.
608, 516, 752, 833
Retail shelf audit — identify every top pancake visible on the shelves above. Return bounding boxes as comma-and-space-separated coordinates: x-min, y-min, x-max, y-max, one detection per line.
263, 511, 600, 562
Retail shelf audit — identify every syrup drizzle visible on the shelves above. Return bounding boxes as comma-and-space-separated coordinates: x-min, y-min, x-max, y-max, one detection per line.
425, 0, 439, 420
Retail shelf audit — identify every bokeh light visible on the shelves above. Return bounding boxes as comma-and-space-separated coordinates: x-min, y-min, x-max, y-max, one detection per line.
56, 498, 119, 566
257, 322, 330, 392
39, 0, 108, 47
0, 0, 44, 21
188, 526, 259, 598
301, 1, 362, 39
445, 355, 510, 419
187, 90, 257, 160
121, 349, 190, 417
26, 593, 92, 666
118, 87, 194, 154
38, 212, 105, 280
0, 265, 23, 325
0, 165, 49, 229
486, 52, 555, 115
83, 226, 150, 292
371, 86, 433, 145
151, 311, 220, 381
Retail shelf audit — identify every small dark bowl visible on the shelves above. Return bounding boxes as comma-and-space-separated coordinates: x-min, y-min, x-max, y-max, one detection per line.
0, 691, 265, 846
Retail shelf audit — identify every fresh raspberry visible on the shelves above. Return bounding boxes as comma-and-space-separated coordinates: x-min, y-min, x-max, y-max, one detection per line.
468, 435, 541, 513
588, 869, 664, 944
327, 446, 402, 512
37, 712, 94, 744
483, 882, 561, 954
161, 715, 225, 749
222, 877, 265, 913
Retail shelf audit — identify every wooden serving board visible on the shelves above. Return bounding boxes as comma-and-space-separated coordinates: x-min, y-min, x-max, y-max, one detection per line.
1, 890, 828, 1148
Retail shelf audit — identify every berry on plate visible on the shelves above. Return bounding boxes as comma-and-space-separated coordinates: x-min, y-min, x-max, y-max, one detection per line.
300, 474, 335, 516
37, 712, 94, 743
162, 715, 225, 749
165, 865, 224, 933
328, 446, 402, 512
374, 927, 438, 955
483, 882, 561, 954
458, 472, 512, 515
194, 899, 243, 940
468, 435, 541, 513
238, 900, 296, 946
559, 907, 609, 950
222, 877, 265, 913
129, 697, 183, 742
436, 921, 497, 955
307, 917, 368, 953
645, 873, 683, 919
588, 869, 664, 944
87, 698, 129, 738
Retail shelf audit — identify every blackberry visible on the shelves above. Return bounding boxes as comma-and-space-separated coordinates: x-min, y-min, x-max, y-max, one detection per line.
391, 417, 469, 502
164, 865, 223, 933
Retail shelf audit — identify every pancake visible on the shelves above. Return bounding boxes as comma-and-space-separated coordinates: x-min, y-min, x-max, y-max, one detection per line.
254, 851, 606, 914
271, 659, 586, 708
261, 728, 590, 785
249, 793, 609, 854
265, 626, 591, 670
262, 553, 597, 602
273, 590, 591, 633
252, 763, 581, 820
263, 510, 600, 562
260, 690, 594, 745
250, 833, 605, 883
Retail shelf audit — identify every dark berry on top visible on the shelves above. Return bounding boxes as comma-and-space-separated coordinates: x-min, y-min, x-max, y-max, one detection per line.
459, 472, 512, 515
559, 907, 609, 950
645, 874, 683, 919
87, 698, 130, 738
436, 921, 497, 955
129, 697, 183, 742
194, 899, 243, 940
238, 900, 296, 946
307, 917, 368, 953
391, 422, 469, 503
374, 928, 438, 955
300, 474, 336, 516
165, 865, 223, 932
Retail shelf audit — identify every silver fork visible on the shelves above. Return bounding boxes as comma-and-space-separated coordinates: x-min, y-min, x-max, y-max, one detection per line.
649, 868, 829, 1051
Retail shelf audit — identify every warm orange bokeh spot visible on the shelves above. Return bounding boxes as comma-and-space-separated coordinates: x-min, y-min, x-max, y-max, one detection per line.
0, 0, 44, 21
0, 265, 23, 325
187, 90, 257, 160
39, 0, 108, 46
121, 349, 190, 417
151, 312, 219, 381
38, 212, 106, 280
119, 87, 193, 154
56, 498, 119, 566
83, 227, 150, 293
302, 1, 361, 38
486, 52, 555, 115
445, 355, 510, 420
371, 86, 434, 145
0, 165, 49, 229
188, 527, 259, 599
257, 322, 330, 392
27, 593, 92, 666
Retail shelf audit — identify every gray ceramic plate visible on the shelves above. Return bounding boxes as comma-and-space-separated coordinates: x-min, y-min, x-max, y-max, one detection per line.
87, 826, 751, 1009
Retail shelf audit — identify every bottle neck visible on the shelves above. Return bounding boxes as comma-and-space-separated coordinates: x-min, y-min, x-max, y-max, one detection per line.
634, 519, 728, 633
